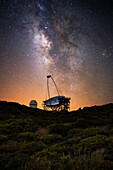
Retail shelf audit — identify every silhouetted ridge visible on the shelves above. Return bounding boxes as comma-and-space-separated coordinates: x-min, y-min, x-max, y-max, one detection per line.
0, 101, 113, 169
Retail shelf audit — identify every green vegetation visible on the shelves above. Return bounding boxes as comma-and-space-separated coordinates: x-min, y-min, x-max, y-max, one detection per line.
0, 101, 113, 169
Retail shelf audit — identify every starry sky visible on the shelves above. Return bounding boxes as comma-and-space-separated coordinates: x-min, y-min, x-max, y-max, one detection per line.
0, 0, 113, 110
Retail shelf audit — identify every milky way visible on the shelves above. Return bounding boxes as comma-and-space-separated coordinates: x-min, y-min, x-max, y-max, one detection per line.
33, 0, 113, 98
0, 0, 113, 109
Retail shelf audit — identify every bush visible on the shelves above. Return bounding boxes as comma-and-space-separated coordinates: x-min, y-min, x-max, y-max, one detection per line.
77, 135, 107, 149
42, 134, 62, 145
0, 134, 8, 144
20, 141, 46, 155
49, 124, 69, 136
17, 132, 40, 142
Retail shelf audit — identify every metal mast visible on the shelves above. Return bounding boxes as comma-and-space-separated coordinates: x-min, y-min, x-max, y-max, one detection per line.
47, 75, 60, 99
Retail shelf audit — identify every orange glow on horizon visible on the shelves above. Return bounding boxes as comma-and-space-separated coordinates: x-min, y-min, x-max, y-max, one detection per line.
1, 88, 111, 111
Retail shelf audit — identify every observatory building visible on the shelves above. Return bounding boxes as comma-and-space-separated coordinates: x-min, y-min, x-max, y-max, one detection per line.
29, 100, 37, 108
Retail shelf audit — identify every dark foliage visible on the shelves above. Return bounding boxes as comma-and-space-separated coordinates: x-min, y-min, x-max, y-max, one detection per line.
0, 101, 113, 169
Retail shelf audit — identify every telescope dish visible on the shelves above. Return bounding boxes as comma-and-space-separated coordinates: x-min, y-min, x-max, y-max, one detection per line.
42, 75, 71, 111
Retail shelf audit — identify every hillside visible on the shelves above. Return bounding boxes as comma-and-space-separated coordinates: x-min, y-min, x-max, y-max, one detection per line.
0, 101, 113, 169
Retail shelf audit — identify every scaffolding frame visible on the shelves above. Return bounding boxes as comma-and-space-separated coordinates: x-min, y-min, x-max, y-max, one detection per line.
43, 97, 70, 111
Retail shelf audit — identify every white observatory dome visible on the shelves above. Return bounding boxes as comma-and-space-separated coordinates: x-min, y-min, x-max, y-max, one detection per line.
29, 100, 37, 108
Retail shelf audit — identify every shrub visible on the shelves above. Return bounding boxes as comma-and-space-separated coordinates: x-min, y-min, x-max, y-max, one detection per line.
17, 131, 46, 142
42, 134, 62, 145
20, 141, 46, 155
77, 134, 107, 149
49, 124, 69, 136
0, 134, 8, 144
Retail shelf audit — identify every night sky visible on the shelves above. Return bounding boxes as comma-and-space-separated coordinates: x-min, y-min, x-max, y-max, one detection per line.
0, 0, 113, 110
